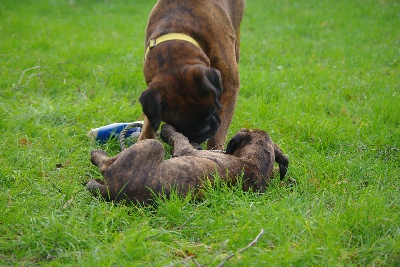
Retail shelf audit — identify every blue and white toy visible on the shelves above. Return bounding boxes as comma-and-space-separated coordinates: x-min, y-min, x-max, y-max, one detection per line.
87, 121, 143, 143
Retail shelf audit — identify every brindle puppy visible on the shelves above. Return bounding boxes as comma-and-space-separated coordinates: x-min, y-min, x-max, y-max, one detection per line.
87, 125, 289, 204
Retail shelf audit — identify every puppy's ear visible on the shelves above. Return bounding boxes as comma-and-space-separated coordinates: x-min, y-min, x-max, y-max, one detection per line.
226, 130, 250, 155
196, 67, 223, 109
139, 88, 162, 131
273, 144, 289, 180
226, 135, 242, 154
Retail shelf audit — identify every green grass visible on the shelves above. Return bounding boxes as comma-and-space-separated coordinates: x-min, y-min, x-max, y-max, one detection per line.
1, 0, 399, 266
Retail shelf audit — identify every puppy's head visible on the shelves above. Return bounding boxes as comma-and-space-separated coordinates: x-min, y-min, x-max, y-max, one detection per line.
225, 129, 268, 156
139, 65, 222, 144
226, 129, 289, 180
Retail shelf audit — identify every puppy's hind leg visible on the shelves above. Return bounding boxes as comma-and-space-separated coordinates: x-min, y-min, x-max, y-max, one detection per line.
160, 124, 197, 157
86, 179, 111, 200
90, 149, 119, 174
273, 144, 289, 180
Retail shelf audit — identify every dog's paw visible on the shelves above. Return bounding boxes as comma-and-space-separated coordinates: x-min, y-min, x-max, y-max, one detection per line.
160, 124, 176, 143
90, 149, 109, 167
161, 124, 176, 132
91, 149, 108, 157
86, 179, 101, 192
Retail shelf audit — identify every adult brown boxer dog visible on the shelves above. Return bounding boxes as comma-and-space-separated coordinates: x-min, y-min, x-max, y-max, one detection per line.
138, 0, 244, 150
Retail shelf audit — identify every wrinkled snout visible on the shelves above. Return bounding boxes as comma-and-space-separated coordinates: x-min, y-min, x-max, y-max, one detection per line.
173, 111, 220, 144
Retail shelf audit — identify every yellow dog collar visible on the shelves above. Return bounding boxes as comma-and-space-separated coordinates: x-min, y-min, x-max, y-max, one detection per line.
144, 33, 201, 59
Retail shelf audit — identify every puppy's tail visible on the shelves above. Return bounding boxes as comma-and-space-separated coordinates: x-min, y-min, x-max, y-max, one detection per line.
273, 144, 289, 180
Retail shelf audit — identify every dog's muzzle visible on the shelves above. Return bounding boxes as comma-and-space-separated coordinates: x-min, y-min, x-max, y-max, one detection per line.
173, 111, 220, 144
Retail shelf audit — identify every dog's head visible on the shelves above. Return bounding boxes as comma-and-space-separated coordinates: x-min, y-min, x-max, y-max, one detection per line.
139, 65, 222, 144
226, 129, 289, 180
225, 129, 269, 156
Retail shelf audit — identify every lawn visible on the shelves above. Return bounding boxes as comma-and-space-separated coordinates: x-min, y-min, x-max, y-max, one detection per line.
0, 0, 399, 266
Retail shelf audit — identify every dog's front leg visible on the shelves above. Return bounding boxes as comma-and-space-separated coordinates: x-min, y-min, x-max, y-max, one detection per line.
160, 124, 197, 157
137, 116, 157, 141
207, 74, 240, 150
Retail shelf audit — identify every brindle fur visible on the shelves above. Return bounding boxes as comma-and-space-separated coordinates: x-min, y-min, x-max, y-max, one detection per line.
87, 124, 289, 204
138, 0, 245, 149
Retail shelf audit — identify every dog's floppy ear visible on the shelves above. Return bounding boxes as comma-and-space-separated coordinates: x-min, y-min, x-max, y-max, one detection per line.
139, 88, 162, 131
273, 144, 289, 180
205, 68, 223, 109
225, 135, 242, 154
225, 129, 250, 155
195, 67, 223, 109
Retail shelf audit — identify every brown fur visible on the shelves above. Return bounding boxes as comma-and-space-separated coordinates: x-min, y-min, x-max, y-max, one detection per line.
87, 125, 289, 204
138, 0, 245, 149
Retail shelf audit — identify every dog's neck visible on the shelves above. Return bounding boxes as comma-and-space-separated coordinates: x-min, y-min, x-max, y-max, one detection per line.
144, 33, 201, 60
143, 34, 210, 85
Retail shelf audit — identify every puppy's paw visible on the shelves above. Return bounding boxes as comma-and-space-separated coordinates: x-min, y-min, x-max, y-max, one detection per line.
160, 124, 176, 143
90, 149, 108, 166
86, 179, 102, 193
91, 149, 108, 157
